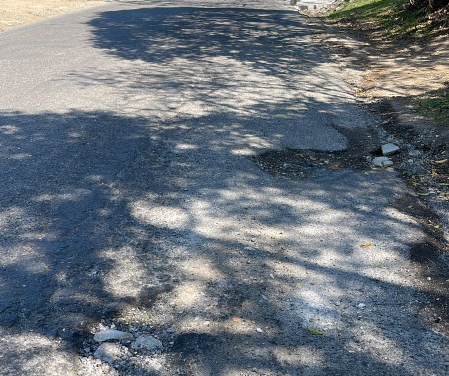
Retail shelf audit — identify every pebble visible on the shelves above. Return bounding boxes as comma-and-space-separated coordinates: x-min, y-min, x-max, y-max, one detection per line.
382, 143, 400, 156
94, 343, 121, 363
357, 303, 366, 309
256, 327, 263, 333
244, 246, 257, 251
94, 329, 133, 342
166, 327, 175, 333
373, 156, 393, 167
131, 335, 163, 352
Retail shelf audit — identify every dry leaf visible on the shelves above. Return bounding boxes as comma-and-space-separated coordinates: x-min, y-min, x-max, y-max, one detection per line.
434, 159, 447, 164
361, 244, 372, 248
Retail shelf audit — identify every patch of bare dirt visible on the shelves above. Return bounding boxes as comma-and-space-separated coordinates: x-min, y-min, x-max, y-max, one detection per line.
0, 0, 106, 32
360, 35, 448, 100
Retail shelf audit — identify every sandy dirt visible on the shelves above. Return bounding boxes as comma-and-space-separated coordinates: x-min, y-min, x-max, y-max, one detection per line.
360, 35, 449, 99
0, 0, 106, 32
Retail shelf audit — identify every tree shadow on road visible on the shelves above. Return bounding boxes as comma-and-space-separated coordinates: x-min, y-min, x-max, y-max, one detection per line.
0, 2, 448, 376
0, 107, 448, 375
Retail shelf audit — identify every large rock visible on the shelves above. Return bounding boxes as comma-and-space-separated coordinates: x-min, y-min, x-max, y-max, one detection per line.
382, 143, 400, 156
94, 343, 121, 363
94, 329, 133, 342
131, 335, 163, 352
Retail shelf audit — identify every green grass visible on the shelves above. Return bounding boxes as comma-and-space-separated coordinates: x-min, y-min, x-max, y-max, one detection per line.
326, 0, 443, 39
411, 86, 449, 126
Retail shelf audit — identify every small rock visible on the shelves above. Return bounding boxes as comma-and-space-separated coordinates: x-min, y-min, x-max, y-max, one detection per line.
373, 156, 393, 168
94, 329, 133, 342
427, 277, 432, 281
94, 343, 121, 363
382, 143, 400, 156
244, 246, 257, 251
131, 335, 163, 352
357, 303, 366, 309
166, 327, 175, 333
256, 327, 263, 333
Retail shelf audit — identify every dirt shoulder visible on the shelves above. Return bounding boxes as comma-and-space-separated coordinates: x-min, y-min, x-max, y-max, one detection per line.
304, 3, 449, 333
0, 0, 107, 32
307, 4, 448, 229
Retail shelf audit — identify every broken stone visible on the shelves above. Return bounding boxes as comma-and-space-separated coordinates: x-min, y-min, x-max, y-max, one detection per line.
131, 335, 163, 352
373, 157, 393, 168
382, 143, 400, 156
93, 329, 133, 342
244, 246, 257, 251
94, 343, 121, 363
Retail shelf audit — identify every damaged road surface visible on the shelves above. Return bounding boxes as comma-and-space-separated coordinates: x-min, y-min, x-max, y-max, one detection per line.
0, 0, 447, 375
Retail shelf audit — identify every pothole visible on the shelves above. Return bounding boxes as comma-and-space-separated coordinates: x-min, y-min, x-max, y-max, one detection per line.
253, 125, 380, 179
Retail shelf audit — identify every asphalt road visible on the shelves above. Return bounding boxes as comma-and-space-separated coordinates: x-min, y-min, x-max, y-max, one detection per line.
0, 1, 447, 375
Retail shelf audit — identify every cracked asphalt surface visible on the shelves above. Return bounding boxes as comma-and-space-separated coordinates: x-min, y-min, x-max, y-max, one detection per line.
0, 1, 447, 375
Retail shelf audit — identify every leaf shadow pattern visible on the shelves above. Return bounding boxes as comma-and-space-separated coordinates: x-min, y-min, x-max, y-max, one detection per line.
0, 2, 448, 376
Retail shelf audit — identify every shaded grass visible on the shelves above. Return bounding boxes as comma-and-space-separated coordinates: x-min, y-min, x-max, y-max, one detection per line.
327, 0, 448, 39
410, 85, 449, 126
